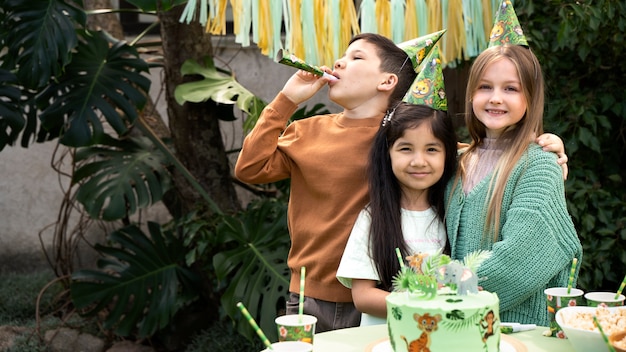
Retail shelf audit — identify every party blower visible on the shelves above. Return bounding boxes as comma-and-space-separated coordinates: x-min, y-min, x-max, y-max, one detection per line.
276, 49, 338, 81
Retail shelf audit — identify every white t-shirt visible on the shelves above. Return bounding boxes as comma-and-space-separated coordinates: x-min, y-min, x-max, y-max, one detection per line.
336, 207, 446, 326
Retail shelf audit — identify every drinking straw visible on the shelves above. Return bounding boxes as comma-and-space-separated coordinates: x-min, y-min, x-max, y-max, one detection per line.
615, 274, 626, 300
236, 302, 273, 350
395, 248, 405, 269
567, 258, 577, 294
593, 315, 617, 352
299, 266, 305, 323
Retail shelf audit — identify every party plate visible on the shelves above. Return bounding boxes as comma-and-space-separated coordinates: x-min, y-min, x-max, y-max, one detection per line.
366, 335, 527, 352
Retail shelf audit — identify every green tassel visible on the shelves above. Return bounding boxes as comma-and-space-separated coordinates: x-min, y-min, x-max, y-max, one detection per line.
391, 0, 406, 42
235, 0, 252, 47
359, 0, 376, 34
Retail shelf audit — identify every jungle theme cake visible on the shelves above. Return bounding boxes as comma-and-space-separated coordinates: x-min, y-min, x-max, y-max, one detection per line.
386, 250, 501, 351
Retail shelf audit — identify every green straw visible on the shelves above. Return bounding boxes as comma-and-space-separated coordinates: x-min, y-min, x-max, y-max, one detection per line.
567, 258, 577, 294
615, 274, 626, 300
299, 266, 306, 323
395, 248, 405, 269
236, 302, 273, 350
593, 315, 617, 352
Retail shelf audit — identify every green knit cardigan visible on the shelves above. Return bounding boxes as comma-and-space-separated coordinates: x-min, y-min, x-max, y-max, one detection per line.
445, 143, 583, 326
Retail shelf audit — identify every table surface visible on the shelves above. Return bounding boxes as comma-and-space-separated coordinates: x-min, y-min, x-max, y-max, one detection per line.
313, 324, 575, 352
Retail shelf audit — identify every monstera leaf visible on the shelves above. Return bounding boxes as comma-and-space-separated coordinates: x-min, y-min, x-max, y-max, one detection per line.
37, 30, 150, 147
213, 199, 291, 342
0, 70, 23, 150
175, 56, 266, 119
73, 135, 171, 221
0, 0, 85, 89
71, 222, 201, 337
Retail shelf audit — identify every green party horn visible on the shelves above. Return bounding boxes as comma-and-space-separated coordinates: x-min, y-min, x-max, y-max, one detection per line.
276, 49, 338, 80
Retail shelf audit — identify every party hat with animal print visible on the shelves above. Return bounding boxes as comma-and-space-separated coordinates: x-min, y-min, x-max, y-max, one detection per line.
402, 45, 447, 111
397, 29, 447, 72
488, 0, 529, 47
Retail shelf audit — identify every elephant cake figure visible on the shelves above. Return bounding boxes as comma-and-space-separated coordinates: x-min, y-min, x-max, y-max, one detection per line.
438, 261, 479, 295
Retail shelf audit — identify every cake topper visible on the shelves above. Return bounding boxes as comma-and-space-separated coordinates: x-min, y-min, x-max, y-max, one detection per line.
392, 249, 492, 297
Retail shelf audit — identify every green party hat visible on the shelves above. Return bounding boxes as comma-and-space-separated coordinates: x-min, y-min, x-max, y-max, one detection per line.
397, 29, 447, 72
489, 0, 529, 47
402, 45, 447, 111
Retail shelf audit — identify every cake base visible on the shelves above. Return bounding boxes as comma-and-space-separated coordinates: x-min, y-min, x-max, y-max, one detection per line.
366, 335, 526, 352
386, 291, 501, 351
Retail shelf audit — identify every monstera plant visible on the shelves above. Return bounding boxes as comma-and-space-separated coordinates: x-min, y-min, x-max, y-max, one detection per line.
0, 0, 304, 345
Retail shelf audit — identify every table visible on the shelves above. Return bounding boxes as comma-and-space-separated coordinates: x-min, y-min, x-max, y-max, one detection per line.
314, 324, 576, 351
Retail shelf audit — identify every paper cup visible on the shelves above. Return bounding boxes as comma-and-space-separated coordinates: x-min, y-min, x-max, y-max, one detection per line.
275, 314, 317, 343
545, 287, 584, 338
260, 341, 313, 352
584, 292, 625, 307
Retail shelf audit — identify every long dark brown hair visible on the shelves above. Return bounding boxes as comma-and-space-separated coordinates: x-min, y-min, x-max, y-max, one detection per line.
367, 103, 457, 291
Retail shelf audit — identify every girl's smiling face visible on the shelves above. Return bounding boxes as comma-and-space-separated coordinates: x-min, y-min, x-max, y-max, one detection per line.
389, 122, 446, 208
471, 57, 528, 138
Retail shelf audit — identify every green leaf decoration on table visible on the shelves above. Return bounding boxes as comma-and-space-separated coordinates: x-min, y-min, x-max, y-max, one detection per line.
37, 30, 150, 147
175, 56, 265, 119
213, 199, 291, 342
72, 135, 171, 221
0, 0, 85, 89
70, 222, 201, 337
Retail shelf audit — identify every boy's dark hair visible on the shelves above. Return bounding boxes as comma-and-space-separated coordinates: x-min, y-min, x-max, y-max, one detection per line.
349, 33, 417, 105
367, 103, 458, 291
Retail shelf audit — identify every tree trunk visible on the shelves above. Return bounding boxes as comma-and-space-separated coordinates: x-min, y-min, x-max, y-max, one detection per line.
158, 5, 241, 217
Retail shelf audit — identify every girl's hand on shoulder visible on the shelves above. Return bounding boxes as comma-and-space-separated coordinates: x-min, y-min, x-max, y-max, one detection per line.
536, 133, 569, 180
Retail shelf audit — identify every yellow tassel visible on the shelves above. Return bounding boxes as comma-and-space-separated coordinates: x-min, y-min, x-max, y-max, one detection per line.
483, 0, 493, 37
340, 0, 360, 54
207, 0, 228, 34
376, 0, 391, 38
230, 0, 240, 36
257, 0, 271, 55
427, 0, 441, 34
404, 0, 418, 41
446, 0, 466, 64
289, 0, 305, 59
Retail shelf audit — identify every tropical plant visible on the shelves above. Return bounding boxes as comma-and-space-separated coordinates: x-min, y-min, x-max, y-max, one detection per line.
71, 222, 202, 337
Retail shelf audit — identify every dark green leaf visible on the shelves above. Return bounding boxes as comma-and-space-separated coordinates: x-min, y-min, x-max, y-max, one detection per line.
213, 199, 290, 342
73, 135, 171, 221
70, 222, 200, 337
37, 31, 150, 147
1, 0, 85, 88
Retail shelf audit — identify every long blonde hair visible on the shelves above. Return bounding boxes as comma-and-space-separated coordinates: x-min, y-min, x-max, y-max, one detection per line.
457, 44, 545, 242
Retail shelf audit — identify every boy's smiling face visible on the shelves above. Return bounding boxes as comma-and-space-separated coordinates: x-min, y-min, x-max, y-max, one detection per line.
329, 39, 395, 112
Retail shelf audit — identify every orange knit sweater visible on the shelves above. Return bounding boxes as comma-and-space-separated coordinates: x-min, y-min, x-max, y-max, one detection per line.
234, 93, 384, 302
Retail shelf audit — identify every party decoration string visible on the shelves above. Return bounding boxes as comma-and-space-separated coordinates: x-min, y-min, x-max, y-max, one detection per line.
178, 0, 499, 68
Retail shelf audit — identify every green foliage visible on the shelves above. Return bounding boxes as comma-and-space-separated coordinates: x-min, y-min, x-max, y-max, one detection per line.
70, 222, 202, 338
37, 31, 150, 146
124, 0, 186, 12
0, 1, 151, 148
519, 0, 626, 291
0, 0, 85, 89
73, 135, 171, 221
175, 56, 266, 121
0, 69, 23, 150
213, 198, 291, 343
